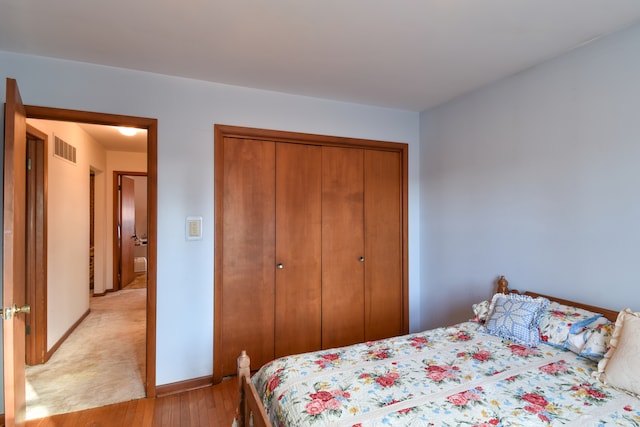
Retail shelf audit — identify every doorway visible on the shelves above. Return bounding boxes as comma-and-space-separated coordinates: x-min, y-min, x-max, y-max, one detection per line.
21, 106, 158, 405
22, 118, 151, 418
114, 172, 148, 291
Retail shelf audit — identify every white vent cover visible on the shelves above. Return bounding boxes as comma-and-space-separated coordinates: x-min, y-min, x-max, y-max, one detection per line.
54, 135, 77, 164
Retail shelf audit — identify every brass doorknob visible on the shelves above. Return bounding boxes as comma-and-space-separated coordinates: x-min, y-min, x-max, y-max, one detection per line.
1, 304, 31, 320
13, 304, 30, 314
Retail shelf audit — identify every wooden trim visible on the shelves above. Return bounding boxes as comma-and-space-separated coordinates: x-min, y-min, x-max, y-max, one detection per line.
24, 106, 157, 128
524, 291, 619, 322
214, 124, 408, 151
25, 124, 49, 366
497, 276, 619, 322
145, 119, 158, 398
155, 376, 213, 398
213, 124, 409, 383
23, 105, 158, 398
213, 126, 225, 384
112, 173, 119, 291
401, 143, 409, 333
46, 309, 90, 360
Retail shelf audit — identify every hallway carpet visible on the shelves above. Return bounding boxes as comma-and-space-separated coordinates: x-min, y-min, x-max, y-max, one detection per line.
25, 288, 146, 420
124, 272, 147, 290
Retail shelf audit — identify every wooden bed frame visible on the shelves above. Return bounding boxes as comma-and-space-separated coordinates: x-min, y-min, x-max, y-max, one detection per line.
496, 275, 619, 322
235, 275, 620, 427
236, 350, 270, 427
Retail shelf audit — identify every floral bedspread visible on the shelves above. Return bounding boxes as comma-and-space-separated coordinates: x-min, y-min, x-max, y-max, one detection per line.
251, 322, 640, 426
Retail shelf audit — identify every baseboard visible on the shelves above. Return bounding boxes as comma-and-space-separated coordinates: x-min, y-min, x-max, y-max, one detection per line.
93, 288, 117, 297
46, 308, 91, 360
155, 375, 213, 397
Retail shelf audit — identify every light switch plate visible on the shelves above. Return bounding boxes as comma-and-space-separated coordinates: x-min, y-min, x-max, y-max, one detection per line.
186, 216, 203, 241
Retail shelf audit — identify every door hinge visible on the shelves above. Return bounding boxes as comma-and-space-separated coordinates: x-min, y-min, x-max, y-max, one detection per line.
26, 324, 31, 335
27, 157, 32, 170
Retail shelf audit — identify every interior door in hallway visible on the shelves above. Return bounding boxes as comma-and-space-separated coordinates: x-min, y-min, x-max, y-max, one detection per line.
4, 77, 29, 426
119, 176, 136, 288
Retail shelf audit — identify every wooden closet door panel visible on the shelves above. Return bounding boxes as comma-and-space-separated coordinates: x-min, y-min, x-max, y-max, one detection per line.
322, 146, 365, 349
275, 143, 322, 358
364, 150, 404, 341
220, 137, 275, 376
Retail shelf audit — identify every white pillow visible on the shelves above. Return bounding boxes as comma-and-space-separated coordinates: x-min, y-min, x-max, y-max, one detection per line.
471, 299, 491, 323
596, 308, 640, 397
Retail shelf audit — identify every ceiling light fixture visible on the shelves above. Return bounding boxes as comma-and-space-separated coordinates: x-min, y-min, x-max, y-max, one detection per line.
116, 126, 138, 136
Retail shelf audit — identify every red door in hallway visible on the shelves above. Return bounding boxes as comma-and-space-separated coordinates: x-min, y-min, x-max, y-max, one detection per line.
3, 78, 29, 426
119, 176, 136, 288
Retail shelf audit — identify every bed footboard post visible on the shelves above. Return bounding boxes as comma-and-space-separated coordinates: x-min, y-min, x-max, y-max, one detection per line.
237, 350, 250, 426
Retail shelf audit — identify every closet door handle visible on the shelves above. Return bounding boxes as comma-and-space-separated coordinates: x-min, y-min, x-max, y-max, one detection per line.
358, 256, 364, 262
277, 263, 284, 269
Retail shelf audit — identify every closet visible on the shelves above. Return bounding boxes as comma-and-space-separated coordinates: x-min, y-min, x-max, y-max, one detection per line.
214, 125, 408, 381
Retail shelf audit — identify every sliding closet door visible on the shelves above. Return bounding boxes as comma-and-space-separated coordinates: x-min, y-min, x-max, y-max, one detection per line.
218, 137, 275, 377
364, 149, 403, 341
321, 146, 365, 349
275, 143, 322, 357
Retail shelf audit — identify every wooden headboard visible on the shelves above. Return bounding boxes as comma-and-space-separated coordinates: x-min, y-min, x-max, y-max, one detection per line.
496, 275, 619, 322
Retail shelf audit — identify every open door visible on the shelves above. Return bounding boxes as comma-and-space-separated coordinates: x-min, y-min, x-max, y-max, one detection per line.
3, 78, 29, 426
119, 176, 136, 288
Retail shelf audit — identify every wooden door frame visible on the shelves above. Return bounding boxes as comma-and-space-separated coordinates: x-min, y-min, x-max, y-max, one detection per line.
213, 124, 409, 383
24, 105, 158, 398
25, 124, 48, 366
112, 171, 148, 291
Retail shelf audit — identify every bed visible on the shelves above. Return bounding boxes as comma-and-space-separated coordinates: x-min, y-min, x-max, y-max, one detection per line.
236, 276, 640, 426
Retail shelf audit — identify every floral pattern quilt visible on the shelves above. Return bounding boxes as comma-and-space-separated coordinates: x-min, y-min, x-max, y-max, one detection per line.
251, 322, 640, 426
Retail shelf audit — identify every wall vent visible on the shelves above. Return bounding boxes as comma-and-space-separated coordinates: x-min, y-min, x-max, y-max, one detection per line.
54, 135, 77, 164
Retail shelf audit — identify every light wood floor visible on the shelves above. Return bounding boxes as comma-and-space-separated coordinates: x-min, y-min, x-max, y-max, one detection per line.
25, 378, 237, 427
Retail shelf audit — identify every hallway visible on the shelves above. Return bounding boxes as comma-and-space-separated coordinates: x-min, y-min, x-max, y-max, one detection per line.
25, 288, 146, 420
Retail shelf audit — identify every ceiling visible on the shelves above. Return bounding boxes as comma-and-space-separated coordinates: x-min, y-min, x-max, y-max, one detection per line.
28, 120, 147, 153
76, 124, 147, 153
3, 1, 640, 112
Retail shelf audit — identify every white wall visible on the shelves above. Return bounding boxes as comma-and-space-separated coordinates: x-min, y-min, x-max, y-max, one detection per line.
26, 119, 108, 349
420, 24, 640, 329
0, 53, 421, 389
